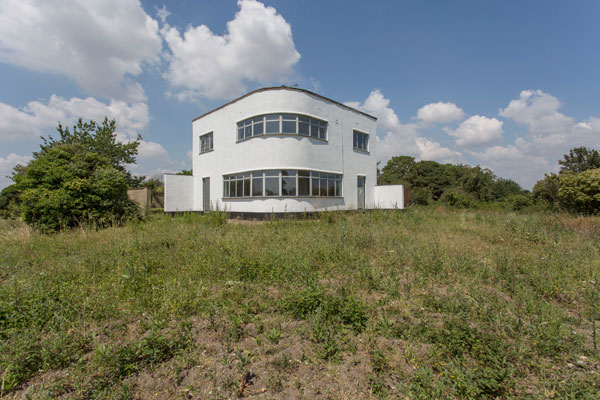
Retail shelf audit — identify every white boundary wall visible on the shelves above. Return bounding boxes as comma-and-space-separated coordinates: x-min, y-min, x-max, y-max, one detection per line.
164, 174, 194, 212
373, 185, 405, 209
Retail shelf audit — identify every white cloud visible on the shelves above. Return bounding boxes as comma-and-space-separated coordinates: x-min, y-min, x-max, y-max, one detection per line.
0, 0, 162, 102
499, 89, 574, 135
0, 153, 31, 188
416, 102, 465, 124
0, 95, 150, 141
161, 0, 301, 101
444, 115, 503, 148
156, 4, 170, 24
137, 140, 169, 160
415, 137, 463, 163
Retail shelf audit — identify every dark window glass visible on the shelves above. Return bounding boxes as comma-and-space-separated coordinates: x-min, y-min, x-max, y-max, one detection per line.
298, 177, 310, 196
335, 179, 342, 197
298, 121, 309, 135
354, 131, 368, 150
312, 178, 320, 196
266, 120, 279, 134
282, 176, 296, 196
236, 180, 243, 197
266, 114, 279, 120
328, 179, 335, 196
243, 177, 251, 197
310, 123, 319, 138
265, 177, 279, 196
245, 125, 252, 138
253, 121, 263, 135
229, 180, 236, 197
238, 127, 244, 141
299, 170, 309, 177
319, 126, 326, 140
320, 179, 328, 196
282, 114, 296, 120
298, 115, 309, 123
252, 171, 263, 177
252, 177, 263, 196
282, 120, 296, 133
265, 170, 279, 177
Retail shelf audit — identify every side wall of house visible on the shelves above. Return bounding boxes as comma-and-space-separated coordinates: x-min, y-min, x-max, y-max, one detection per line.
164, 174, 194, 212
191, 89, 377, 212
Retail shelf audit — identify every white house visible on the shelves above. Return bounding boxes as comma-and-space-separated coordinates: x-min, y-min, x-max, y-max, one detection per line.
164, 86, 405, 214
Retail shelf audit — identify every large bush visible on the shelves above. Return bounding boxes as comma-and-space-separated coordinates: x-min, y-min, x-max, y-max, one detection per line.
557, 169, 600, 215
10, 118, 140, 232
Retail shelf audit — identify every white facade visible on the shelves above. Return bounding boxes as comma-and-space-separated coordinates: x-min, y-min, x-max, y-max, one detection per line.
165, 86, 404, 213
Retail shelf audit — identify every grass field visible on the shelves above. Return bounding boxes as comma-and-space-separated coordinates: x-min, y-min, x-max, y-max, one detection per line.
1, 208, 599, 399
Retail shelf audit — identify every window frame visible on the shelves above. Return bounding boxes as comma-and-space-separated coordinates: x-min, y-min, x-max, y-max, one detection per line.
199, 131, 214, 154
236, 113, 328, 143
353, 130, 369, 152
222, 169, 342, 199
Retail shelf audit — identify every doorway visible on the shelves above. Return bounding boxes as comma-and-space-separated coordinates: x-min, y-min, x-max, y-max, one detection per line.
203, 177, 210, 211
357, 176, 365, 210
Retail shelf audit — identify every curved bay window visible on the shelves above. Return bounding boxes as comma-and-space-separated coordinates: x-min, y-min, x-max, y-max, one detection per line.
237, 114, 327, 141
224, 169, 342, 198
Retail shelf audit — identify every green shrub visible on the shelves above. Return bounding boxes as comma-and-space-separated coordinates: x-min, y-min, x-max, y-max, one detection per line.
558, 169, 600, 214
410, 187, 433, 206
440, 188, 474, 208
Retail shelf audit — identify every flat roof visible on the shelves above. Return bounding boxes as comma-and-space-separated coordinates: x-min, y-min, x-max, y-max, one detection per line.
192, 86, 377, 122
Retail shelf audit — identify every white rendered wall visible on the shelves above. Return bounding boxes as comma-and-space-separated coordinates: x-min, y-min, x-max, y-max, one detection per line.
192, 88, 377, 213
373, 185, 405, 209
164, 174, 194, 212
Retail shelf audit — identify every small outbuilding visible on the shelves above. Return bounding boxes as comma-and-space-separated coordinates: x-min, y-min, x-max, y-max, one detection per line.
164, 86, 405, 214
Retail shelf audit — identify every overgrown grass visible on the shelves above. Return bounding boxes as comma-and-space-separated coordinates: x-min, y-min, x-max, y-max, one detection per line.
0, 208, 599, 398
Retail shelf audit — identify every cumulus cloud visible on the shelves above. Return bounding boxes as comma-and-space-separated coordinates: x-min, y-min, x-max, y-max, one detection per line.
499, 90, 574, 135
161, 0, 301, 101
0, 95, 150, 141
137, 140, 169, 160
444, 115, 503, 148
0, 0, 162, 102
415, 137, 463, 163
0, 153, 31, 188
416, 102, 465, 124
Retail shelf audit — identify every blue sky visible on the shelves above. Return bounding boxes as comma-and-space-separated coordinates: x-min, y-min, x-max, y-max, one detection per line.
1, 0, 599, 189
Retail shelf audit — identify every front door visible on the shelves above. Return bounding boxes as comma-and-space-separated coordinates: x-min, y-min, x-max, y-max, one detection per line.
203, 177, 210, 212
357, 176, 365, 210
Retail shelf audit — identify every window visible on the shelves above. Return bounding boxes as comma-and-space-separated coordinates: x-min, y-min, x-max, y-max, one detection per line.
223, 169, 342, 198
353, 130, 369, 151
236, 114, 328, 142
200, 132, 213, 154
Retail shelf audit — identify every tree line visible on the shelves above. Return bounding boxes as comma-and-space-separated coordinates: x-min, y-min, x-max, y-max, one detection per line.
378, 147, 600, 214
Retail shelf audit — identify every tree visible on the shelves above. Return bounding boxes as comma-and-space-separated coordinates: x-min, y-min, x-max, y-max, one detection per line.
11, 118, 140, 232
559, 147, 600, 174
378, 156, 415, 185
557, 169, 600, 214
41, 118, 141, 186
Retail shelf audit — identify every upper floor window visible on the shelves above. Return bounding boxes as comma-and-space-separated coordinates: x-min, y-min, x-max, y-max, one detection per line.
200, 132, 213, 154
237, 114, 327, 141
353, 130, 369, 152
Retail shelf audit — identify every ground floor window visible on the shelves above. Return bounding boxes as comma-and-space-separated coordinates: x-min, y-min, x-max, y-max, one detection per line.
223, 169, 342, 198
